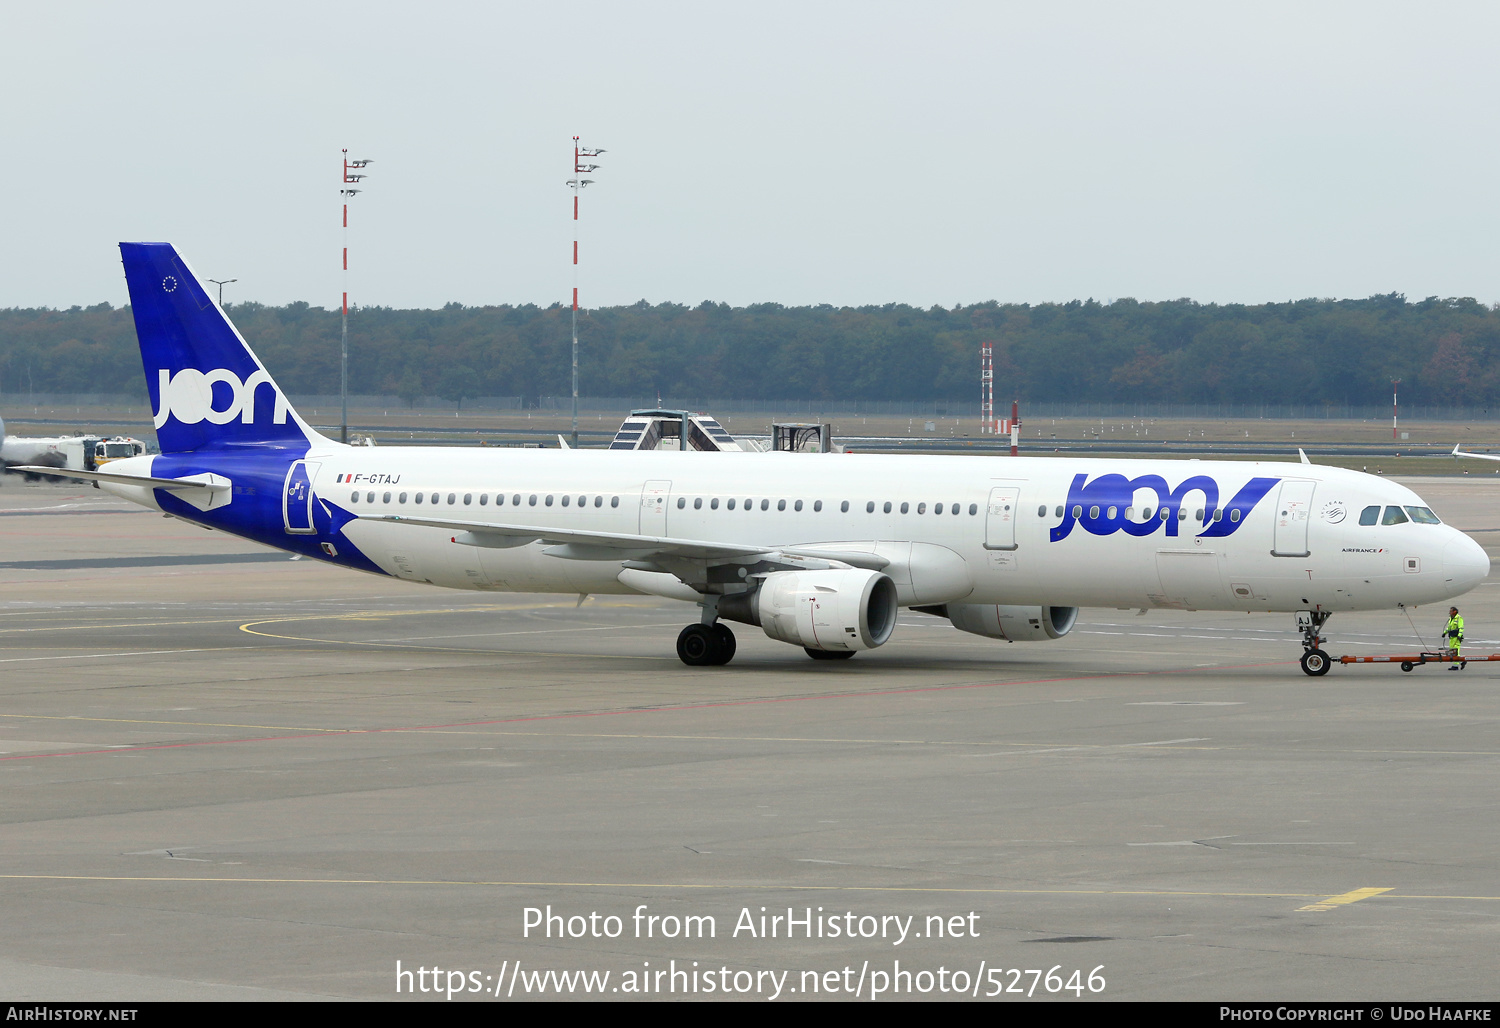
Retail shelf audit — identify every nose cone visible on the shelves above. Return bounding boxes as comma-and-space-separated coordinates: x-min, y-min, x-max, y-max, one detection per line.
1443, 533, 1490, 597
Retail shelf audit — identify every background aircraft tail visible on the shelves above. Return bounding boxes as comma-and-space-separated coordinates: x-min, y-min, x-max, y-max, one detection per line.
120, 242, 320, 453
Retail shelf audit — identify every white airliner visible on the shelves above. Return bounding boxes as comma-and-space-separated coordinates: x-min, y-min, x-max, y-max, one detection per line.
21, 244, 1491, 674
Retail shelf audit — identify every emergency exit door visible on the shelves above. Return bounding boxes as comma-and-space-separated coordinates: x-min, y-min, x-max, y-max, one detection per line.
640, 480, 672, 534
984, 485, 1021, 550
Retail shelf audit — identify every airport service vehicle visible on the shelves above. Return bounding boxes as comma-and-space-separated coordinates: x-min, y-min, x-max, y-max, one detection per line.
22, 243, 1491, 673
92, 436, 148, 467
2, 425, 147, 479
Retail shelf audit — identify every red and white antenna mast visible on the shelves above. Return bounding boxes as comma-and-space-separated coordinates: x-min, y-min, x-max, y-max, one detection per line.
1009, 398, 1020, 456
567, 136, 605, 448
980, 342, 994, 434
1392, 378, 1401, 440
340, 149, 373, 446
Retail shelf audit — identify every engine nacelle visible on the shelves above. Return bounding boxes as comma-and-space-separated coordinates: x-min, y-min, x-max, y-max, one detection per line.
719, 568, 899, 652
919, 604, 1079, 642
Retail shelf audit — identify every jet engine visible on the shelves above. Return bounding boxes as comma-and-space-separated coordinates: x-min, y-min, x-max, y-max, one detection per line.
720, 568, 899, 652
916, 604, 1079, 642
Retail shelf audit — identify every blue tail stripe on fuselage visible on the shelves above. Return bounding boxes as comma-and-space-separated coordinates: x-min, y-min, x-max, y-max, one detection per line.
149, 451, 388, 576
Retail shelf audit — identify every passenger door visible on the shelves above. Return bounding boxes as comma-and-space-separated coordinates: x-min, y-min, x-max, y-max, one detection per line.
283, 460, 320, 535
1271, 480, 1316, 557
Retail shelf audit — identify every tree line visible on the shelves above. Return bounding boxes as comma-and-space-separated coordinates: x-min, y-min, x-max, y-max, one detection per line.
0, 293, 1494, 407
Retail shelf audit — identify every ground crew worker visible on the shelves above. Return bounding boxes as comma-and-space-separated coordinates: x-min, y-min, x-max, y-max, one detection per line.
1444, 606, 1465, 670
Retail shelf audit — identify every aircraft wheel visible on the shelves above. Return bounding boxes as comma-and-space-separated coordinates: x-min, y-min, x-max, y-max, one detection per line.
710, 624, 737, 665
805, 648, 856, 661
1300, 648, 1331, 676
1401, 661, 1414, 672
677, 624, 718, 666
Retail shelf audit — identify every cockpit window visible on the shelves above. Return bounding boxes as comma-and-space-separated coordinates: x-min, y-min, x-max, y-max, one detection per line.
1381, 505, 1409, 526
1404, 506, 1441, 524
1359, 505, 1380, 526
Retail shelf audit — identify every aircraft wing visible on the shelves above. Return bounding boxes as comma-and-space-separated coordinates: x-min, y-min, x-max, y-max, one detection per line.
362, 513, 770, 560
357, 513, 891, 571
1452, 444, 1500, 462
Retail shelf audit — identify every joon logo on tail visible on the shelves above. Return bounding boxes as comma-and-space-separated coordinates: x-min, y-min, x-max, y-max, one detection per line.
153, 368, 290, 429
1050, 473, 1280, 542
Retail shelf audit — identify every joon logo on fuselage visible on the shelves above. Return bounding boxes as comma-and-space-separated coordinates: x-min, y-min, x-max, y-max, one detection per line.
1050, 473, 1280, 542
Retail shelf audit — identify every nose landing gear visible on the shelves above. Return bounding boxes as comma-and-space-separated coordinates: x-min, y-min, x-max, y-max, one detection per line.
1300, 648, 1330, 676
1297, 609, 1332, 676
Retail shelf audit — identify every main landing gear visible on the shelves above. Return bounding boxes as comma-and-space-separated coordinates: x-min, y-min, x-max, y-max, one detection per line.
676, 623, 737, 666
1298, 609, 1332, 676
674, 622, 860, 666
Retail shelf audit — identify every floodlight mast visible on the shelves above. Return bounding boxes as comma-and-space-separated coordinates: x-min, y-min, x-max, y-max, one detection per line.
567, 136, 604, 448
207, 278, 237, 307
340, 150, 373, 445
979, 343, 994, 434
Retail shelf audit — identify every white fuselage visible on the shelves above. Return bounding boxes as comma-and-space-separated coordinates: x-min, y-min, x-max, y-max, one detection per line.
104, 447, 1490, 614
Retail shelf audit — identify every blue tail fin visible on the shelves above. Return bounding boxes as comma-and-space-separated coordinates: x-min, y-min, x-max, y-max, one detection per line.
120, 242, 320, 453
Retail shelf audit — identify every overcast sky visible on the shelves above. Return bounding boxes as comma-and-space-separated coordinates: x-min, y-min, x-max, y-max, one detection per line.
2, 2, 1497, 310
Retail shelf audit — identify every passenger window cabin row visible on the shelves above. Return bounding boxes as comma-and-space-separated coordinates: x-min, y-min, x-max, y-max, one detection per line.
1037, 503, 1240, 524
343, 490, 1441, 530
1015, 501, 1442, 527
347, 491, 984, 516
673, 497, 981, 515
350, 491, 622, 508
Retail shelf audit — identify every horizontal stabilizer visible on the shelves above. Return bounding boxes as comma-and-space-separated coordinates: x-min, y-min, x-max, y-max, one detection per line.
11, 466, 222, 490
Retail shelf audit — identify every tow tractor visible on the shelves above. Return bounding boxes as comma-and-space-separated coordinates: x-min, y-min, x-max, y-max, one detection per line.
1302, 609, 1486, 674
